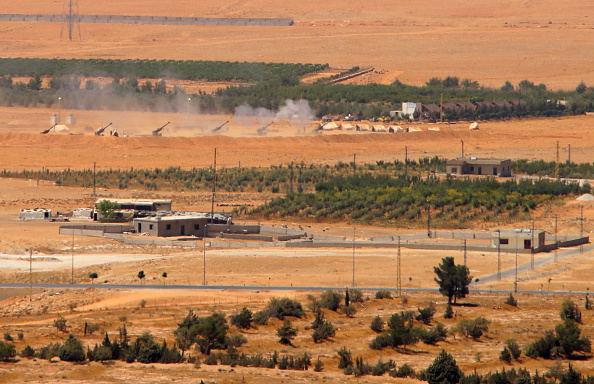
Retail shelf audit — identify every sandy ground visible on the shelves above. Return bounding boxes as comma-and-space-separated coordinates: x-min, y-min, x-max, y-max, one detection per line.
1, 0, 594, 89
1, 107, 593, 171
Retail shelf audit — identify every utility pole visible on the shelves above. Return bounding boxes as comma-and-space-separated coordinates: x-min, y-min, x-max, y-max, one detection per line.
71, 230, 75, 284
352, 227, 356, 287
554, 214, 558, 261
353, 153, 356, 174
580, 205, 584, 254
203, 237, 206, 285
440, 93, 443, 123
567, 144, 571, 177
514, 229, 520, 293
531, 221, 535, 270
29, 249, 33, 301
397, 236, 401, 296
555, 141, 560, 180
211, 148, 217, 220
426, 200, 431, 238
463, 239, 467, 266
93, 161, 96, 199
460, 140, 464, 159
496, 230, 501, 280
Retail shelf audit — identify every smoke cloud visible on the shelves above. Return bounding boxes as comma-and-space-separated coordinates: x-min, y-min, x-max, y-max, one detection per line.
233, 99, 314, 126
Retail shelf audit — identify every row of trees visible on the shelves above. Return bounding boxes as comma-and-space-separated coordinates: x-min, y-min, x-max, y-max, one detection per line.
0, 58, 327, 82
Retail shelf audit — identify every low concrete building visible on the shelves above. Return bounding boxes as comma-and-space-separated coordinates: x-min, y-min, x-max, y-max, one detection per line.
446, 158, 512, 177
492, 229, 546, 251
133, 213, 231, 237
19, 208, 52, 220
95, 199, 172, 212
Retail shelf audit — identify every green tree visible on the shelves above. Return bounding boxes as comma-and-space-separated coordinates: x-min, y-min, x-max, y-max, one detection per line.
560, 299, 582, 323
444, 303, 453, 319
27, 74, 42, 91
194, 312, 228, 355
89, 272, 98, 283
416, 303, 436, 324
370, 316, 384, 333
555, 319, 591, 357
434, 257, 472, 304
560, 363, 581, 384
138, 270, 145, 284
277, 319, 297, 345
58, 334, 86, 362
312, 320, 335, 343
576, 82, 587, 94
96, 199, 120, 218
230, 307, 253, 330
425, 349, 462, 384
0, 341, 16, 361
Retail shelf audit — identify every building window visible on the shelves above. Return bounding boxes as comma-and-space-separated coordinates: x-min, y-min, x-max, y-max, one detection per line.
194, 224, 200, 230
470, 166, 474, 171
166, 224, 171, 230
149, 224, 153, 230
452, 167, 457, 173
493, 167, 497, 175
500, 238, 509, 245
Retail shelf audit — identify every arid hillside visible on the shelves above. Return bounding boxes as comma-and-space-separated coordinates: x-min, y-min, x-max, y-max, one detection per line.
1, 0, 594, 89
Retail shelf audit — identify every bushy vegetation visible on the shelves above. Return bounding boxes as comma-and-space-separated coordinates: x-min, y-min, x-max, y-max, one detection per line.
434, 257, 472, 304
452, 317, 490, 340
0, 58, 326, 82
525, 319, 591, 359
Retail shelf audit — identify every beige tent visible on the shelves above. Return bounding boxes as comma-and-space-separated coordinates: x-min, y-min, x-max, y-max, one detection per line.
356, 124, 370, 131
408, 126, 422, 132
428, 127, 440, 131
469, 122, 479, 130
388, 126, 403, 133
372, 125, 387, 132
322, 122, 339, 130
577, 193, 594, 201
52, 125, 70, 134
341, 123, 355, 130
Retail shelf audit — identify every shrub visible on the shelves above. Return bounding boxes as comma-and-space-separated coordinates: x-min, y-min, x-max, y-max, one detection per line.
58, 334, 86, 362
369, 332, 393, 350
349, 289, 364, 303
277, 319, 297, 345
444, 303, 453, 319
344, 305, 356, 318
416, 303, 436, 324
312, 321, 336, 343
319, 290, 344, 311
203, 353, 218, 365
54, 316, 67, 333
375, 290, 392, 299
225, 334, 247, 348
252, 310, 269, 325
17, 332, 24, 341
419, 323, 448, 345
500, 346, 512, 363
370, 316, 384, 333
560, 299, 582, 323
425, 349, 462, 384
337, 347, 353, 369
3, 333, 13, 341
454, 317, 490, 339
230, 307, 253, 330
21, 345, 35, 358
0, 341, 16, 361
266, 297, 305, 319
390, 363, 416, 378
314, 358, 324, 372
506, 339, 522, 360
505, 293, 518, 306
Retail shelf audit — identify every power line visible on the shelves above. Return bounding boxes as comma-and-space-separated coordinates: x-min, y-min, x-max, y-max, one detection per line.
61, 0, 81, 41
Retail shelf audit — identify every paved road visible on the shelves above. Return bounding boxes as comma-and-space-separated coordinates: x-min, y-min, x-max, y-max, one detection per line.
0, 282, 588, 296
472, 242, 594, 286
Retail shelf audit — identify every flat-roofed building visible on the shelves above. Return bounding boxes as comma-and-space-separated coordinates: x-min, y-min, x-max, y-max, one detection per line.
492, 229, 545, 251
133, 213, 230, 237
446, 158, 512, 177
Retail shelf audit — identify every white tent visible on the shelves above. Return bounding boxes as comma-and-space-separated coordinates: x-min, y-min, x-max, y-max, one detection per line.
428, 127, 440, 131
372, 125, 387, 132
388, 126, 403, 133
469, 122, 479, 130
356, 124, 370, 131
341, 123, 355, 130
322, 122, 339, 130
408, 126, 422, 132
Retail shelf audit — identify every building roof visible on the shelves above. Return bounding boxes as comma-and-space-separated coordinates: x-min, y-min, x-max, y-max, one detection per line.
95, 199, 171, 205
422, 103, 440, 113
441, 102, 458, 110
135, 212, 230, 222
457, 101, 476, 110
447, 157, 511, 165
492, 229, 545, 237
